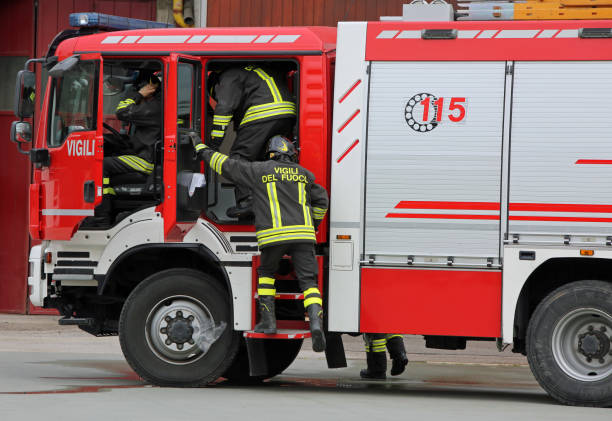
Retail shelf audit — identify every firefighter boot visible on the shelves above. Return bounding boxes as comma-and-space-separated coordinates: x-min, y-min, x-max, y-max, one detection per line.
306, 303, 326, 352
360, 351, 387, 380
254, 295, 277, 334
386, 336, 409, 376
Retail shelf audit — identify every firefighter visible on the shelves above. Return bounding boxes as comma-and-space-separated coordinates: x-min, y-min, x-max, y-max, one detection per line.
207, 64, 296, 218
189, 133, 328, 352
360, 334, 409, 380
103, 70, 162, 189
90, 71, 162, 225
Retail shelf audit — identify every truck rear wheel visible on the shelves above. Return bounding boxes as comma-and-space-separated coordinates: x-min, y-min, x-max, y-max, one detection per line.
527, 280, 612, 407
223, 338, 303, 383
119, 268, 240, 387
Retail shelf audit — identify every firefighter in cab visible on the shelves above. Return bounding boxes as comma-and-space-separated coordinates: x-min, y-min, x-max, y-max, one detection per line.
361, 334, 409, 379
190, 133, 328, 352
92, 70, 162, 226
207, 64, 296, 219
107, 70, 162, 182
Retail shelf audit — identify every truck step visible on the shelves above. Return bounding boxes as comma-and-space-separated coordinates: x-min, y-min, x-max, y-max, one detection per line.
58, 316, 95, 326
243, 329, 311, 339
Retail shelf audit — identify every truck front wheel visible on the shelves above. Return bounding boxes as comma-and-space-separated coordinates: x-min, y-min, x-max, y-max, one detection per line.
119, 268, 240, 387
527, 280, 612, 407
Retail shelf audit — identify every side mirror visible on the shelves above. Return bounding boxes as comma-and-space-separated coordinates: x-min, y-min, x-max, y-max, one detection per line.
48, 55, 79, 78
14, 70, 35, 119
10, 121, 32, 143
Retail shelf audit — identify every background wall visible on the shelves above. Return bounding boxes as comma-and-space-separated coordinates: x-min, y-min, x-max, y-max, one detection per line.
206, 0, 451, 27
0, 0, 156, 313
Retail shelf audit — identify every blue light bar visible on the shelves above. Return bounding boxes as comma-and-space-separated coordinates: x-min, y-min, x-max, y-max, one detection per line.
69, 12, 174, 30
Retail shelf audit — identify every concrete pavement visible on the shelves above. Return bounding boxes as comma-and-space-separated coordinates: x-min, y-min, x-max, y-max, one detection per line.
0, 315, 609, 420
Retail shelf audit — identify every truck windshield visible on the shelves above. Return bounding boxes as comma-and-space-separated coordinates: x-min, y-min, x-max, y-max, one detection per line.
47, 60, 98, 148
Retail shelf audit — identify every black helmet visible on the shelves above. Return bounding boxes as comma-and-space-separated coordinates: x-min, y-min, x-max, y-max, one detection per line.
265, 135, 297, 162
207, 71, 220, 100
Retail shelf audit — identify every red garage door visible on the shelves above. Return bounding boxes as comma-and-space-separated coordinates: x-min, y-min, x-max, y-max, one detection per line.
0, 0, 156, 313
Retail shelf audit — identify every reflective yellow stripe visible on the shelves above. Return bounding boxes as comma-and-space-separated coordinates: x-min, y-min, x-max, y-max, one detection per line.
303, 287, 320, 297
103, 177, 110, 185
213, 114, 232, 123
298, 182, 312, 227
257, 224, 315, 236
103, 187, 116, 195
372, 339, 387, 344
266, 182, 282, 228
118, 156, 153, 174
243, 102, 296, 120
195, 143, 207, 151
258, 288, 276, 296
252, 68, 282, 102
209, 152, 224, 174
130, 156, 153, 170
259, 276, 276, 285
216, 156, 228, 174
258, 233, 316, 247
387, 335, 402, 340
312, 207, 327, 220
245, 101, 295, 114
371, 347, 386, 352
211, 130, 225, 137
240, 106, 296, 126
304, 296, 322, 307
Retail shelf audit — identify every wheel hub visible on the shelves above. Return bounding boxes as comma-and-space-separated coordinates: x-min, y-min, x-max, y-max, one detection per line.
165, 311, 195, 345
145, 296, 215, 365
578, 327, 610, 361
552, 307, 612, 382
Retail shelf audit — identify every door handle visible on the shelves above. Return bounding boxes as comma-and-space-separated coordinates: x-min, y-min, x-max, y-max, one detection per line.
83, 180, 95, 203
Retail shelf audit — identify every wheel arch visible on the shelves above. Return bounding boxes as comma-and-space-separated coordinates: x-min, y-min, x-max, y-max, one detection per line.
512, 256, 612, 354
98, 243, 233, 319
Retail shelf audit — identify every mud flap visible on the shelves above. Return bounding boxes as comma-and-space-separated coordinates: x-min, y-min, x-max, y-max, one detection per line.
245, 337, 269, 377
324, 332, 347, 368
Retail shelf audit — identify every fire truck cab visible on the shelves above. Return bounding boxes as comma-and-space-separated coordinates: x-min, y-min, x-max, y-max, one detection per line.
11, 6, 612, 407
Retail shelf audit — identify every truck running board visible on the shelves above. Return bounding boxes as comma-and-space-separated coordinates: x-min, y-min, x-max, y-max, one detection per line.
243, 329, 311, 339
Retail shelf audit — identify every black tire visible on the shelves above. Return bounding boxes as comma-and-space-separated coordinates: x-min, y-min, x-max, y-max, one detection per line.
223, 337, 303, 383
119, 268, 240, 387
526, 280, 612, 407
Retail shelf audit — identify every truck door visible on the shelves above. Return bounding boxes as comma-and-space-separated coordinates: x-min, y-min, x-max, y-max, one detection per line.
164, 54, 204, 236
37, 55, 103, 240
364, 61, 507, 266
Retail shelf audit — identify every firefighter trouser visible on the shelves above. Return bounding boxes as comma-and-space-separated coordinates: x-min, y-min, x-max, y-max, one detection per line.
103, 155, 154, 195
256, 242, 321, 310
231, 117, 294, 204
363, 334, 404, 356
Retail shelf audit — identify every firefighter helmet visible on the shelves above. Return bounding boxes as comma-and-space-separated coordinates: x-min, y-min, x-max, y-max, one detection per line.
266, 135, 297, 162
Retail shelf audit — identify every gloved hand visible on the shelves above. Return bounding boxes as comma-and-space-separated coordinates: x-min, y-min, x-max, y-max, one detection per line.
189, 132, 203, 149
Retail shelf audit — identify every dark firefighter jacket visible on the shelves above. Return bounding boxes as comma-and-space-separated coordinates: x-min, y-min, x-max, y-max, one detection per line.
195, 144, 328, 249
115, 91, 162, 163
211, 65, 296, 142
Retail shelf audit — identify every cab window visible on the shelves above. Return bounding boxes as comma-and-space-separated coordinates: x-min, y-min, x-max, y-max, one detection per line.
47, 60, 98, 147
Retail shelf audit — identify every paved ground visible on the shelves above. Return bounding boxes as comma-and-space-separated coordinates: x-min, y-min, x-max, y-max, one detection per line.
0, 315, 609, 420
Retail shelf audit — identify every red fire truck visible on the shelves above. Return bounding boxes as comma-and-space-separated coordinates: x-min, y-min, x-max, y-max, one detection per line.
10, 5, 612, 407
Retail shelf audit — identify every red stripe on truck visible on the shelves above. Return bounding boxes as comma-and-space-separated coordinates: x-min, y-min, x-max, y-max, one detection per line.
575, 159, 612, 165
338, 79, 361, 104
336, 139, 360, 163
395, 201, 500, 210
386, 213, 500, 220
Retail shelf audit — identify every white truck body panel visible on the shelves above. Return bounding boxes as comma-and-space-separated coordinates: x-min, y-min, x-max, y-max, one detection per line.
364, 61, 505, 263
509, 61, 612, 241
328, 22, 369, 332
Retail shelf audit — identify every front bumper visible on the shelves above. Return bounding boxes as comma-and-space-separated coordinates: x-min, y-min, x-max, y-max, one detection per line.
27, 245, 45, 307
